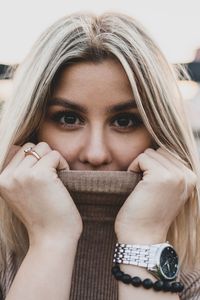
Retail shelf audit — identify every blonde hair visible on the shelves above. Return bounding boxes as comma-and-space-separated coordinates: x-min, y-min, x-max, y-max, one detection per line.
0, 12, 199, 271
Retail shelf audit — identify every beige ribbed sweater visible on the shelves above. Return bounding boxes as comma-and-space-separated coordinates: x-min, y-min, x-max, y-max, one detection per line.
0, 171, 200, 299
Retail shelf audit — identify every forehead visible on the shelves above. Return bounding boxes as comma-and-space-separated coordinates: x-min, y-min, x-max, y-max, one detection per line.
50, 59, 135, 111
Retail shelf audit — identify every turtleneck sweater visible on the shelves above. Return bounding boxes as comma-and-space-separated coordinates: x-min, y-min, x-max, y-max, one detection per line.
60, 170, 140, 300
0, 171, 200, 299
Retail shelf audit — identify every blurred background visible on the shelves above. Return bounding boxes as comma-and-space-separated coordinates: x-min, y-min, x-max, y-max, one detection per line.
0, 0, 200, 154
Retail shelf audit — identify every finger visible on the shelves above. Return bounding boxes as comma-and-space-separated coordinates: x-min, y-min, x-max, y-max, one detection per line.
3, 145, 21, 169
17, 142, 52, 170
156, 148, 197, 191
33, 150, 69, 171
146, 148, 189, 173
3, 142, 35, 172
156, 148, 190, 169
127, 152, 162, 173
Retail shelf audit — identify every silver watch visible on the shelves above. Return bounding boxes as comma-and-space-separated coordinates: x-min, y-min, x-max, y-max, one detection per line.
113, 242, 179, 281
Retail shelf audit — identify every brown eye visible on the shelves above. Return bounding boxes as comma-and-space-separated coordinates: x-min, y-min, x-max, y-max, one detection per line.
115, 117, 131, 127
112, 113, 143, 129
50, 111, 84, 127
61, 113, 78, 124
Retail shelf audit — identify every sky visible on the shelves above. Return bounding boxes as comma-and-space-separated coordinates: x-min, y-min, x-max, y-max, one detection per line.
0, 0, 200, 64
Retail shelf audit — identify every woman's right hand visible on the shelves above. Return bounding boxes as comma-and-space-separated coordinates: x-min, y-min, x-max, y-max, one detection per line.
0, 142, 83, 246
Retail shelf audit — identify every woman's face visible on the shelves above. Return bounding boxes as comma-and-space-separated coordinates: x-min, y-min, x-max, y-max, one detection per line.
37, 59, 152, 171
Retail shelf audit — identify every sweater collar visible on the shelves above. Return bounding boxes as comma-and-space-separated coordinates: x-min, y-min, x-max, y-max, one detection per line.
58, 170, 141, 221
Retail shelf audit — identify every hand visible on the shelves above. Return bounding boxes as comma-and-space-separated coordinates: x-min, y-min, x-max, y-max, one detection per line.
0, 142, 83, 245
115, 148, 196, 244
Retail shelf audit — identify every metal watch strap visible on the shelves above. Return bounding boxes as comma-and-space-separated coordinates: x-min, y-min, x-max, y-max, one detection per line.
113, 242, 168, 269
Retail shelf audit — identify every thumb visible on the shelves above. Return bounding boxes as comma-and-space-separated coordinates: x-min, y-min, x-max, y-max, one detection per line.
127, 155, 143, 173
57, 153, 70, 171
128, 150, 157, 173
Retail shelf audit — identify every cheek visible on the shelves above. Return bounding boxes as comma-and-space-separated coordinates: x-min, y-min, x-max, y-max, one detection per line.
36, 123, 81, 162
110, 129, 152, 166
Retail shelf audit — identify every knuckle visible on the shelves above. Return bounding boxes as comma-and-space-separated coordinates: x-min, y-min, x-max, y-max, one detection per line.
161, 172, 183, 186
25, 172, 40, 185
160, 172, 172, 184
12, 169, 26, 183
138, 153, 147, 161
30, 169, 41, 180
12, 168, 35, 185
23, 142, 35, 150
189, 171, 197, 184
51, 150, 61, 158
166, 173, 186, 192
37, 142, 51, 151
0, 174, 8, 189
177, 175, 185, 187
144, 148, 154, 155
0, 173, 16, 193
187, 171, 197, 189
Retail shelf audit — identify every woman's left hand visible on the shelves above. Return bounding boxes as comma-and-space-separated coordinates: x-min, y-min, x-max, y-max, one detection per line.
115, 148, 197, 244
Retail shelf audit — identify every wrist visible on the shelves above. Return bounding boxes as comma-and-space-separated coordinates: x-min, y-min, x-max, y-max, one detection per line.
28, 221, 83, 248
116, 231, 167, 245
29, 231, 81, 250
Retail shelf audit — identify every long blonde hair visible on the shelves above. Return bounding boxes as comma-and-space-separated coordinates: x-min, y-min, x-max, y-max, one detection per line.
0, 12, 199, 271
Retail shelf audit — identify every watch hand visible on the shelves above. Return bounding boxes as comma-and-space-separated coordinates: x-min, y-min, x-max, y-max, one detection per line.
163, 260, 169, 267
167, 263, 170, 272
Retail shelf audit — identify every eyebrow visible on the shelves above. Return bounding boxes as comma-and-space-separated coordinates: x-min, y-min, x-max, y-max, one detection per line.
105, 100, 138, 113
48, 97, 87, 113
47, 97, 137, 113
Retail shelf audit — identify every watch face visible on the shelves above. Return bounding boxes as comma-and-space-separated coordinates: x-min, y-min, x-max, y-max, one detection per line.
159, 246, 179, 280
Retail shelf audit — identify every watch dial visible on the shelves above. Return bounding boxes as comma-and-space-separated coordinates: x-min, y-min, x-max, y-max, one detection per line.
160, 246, 179, 280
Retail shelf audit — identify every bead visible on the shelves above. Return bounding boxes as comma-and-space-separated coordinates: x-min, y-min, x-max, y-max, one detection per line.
142, 278, 153, 289
121, 274, 132, 284
177, 282, 184, 293
111, 265, 120, 275
115, 270, 124, 280
111, 264, 184, 294
171, 282, 184, 293
131, 276, 142, 287
163, 281, 172, 292
153, 280, 164, 291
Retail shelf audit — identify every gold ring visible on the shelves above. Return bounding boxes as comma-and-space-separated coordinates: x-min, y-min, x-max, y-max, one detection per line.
24, 147, 41, 161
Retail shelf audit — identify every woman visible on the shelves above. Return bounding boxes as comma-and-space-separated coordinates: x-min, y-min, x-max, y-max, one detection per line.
0, 12, 199, 300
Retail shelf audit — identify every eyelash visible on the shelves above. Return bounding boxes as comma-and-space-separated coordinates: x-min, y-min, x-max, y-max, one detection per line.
50, 110, 143, 130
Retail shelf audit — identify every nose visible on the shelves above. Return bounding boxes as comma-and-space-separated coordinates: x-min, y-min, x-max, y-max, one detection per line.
79, 126, 112, 168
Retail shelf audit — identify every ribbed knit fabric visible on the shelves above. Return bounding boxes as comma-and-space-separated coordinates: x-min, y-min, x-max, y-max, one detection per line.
59, 170, 140, 300
0, 170, 200, 299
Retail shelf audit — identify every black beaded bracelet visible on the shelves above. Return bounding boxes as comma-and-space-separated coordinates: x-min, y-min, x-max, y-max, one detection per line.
111, 264, 184, 293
